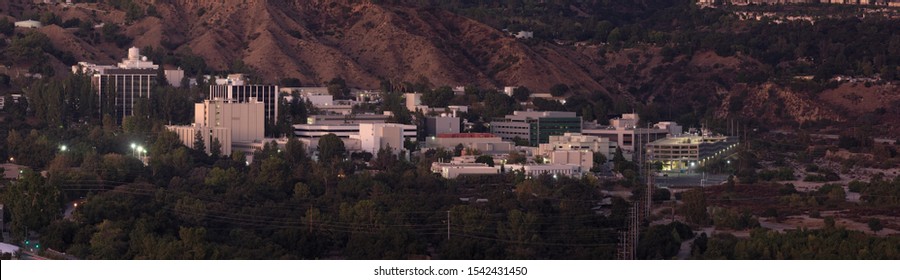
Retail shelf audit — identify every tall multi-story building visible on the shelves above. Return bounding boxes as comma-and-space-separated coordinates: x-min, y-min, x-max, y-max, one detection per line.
166, 99, 265, 156
356, 123, 410, 154
74, 47, 158, 122
490, 110, 582, 146
193, 99, 265, 143
581, 114, 673, 160
208, 74, 279, 129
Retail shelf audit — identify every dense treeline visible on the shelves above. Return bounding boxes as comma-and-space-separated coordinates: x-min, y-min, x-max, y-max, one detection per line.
2, 74, 627, 258
695, 228, 900, 259
4, 130, 626, 259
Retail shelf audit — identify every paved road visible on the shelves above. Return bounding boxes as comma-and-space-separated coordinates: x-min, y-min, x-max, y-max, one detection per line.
19, 250, 46, 260
655, 173, 730, 188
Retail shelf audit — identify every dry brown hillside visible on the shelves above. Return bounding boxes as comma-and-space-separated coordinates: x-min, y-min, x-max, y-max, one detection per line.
8, 0, 608, 91
4, 0, 897, 137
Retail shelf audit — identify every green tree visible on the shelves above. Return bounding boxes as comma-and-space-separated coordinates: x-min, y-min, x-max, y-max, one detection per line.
90, 220, 127, 259
209, 137, 223, 159
39, 12, 60, 26
550, 84, 570, 97
8, 32, 53, 64
498, 209, 540, 259
681, 189, 709, 226
317, 133, 346, 163
453, 143, 465, 156
507, 150, 526, 164
475, 155, 495, 167
124, 1, 145, 23
512, 86, 531, 102
257, 156, 290, 195
511, 136, 529, 146
868, 218, 883, 233
591, 151, 608, 172
280, 78, 302, 87
2, 170, 61, 240
326, 77, 351, 100
422, 86, 455, 107
178, 227, 209, 259
0, 17, 13, 36
293, 182, 311, 200
193, 130, 206, 154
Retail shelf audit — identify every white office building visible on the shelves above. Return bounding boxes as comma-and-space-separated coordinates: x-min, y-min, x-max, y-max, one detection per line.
166, 99, 265, 155
538, 132, 618, 163
293, 123, 416, 152
425, 116, 461, 137
163, 68, 185, 88
502, 164, 583, 178
425, 133, 514, 155
405, 93, 422, 112
431, 162, 500, 179
355, 123, 410, 154
306, 113, 392, 125
547, 150, 594, 172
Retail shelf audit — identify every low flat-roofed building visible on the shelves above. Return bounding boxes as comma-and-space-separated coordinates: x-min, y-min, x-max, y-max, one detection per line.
646, 135, 738, 172
317, 100, 355, 115
14, 20, 42, 28
168, 125, 232, 155
425, 116, 461, 137
502, 164, 583, 178
538, 132, 617, 163
548, 150, 593, 172
426, 133, 514, 155
431, 162, 500, 179
1, 163, 28, 181
293, 124, 362, 139
307, 113, 391, 125
293, 123, 416, 148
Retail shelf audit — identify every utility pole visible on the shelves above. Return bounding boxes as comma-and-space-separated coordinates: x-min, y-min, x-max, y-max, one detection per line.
632, 202, 639, 258
619, 205, 637, 260
646, 124, 653, 220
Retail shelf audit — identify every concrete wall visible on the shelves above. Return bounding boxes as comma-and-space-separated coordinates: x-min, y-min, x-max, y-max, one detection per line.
195, 100, 264, 143
166, 125, 232, 155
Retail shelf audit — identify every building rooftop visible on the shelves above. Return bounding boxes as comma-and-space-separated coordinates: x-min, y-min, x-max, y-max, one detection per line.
1, 163, 27, 180
509, 110, 577, 119
648, 135, 733, 146
437, 133, 497, 138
